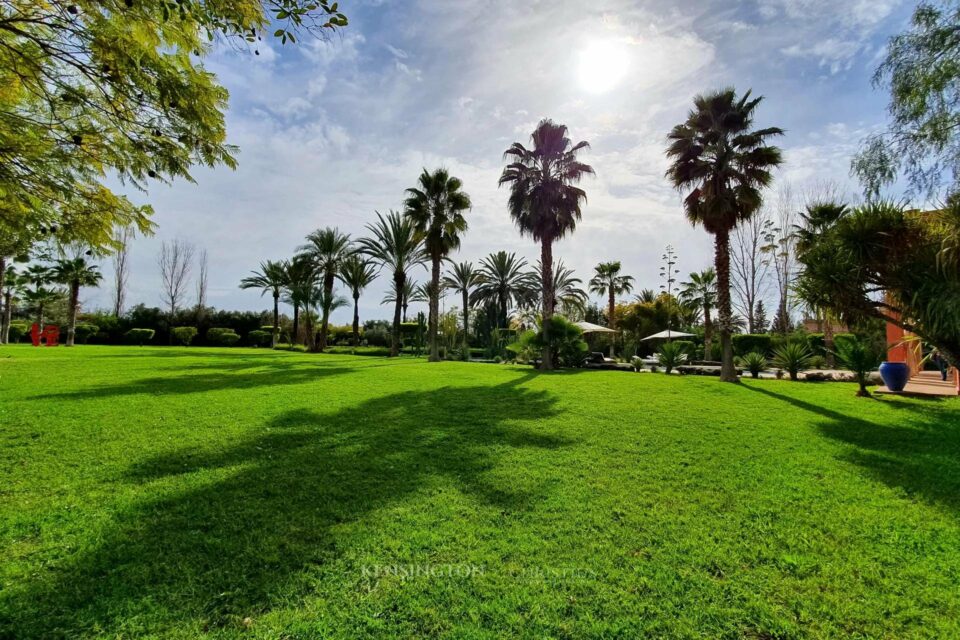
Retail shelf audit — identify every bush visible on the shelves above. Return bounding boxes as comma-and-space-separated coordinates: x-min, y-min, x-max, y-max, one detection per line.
364, 327, 391, 347
171, 326, 198, 346
125, 328, 155, 346
273, 343, 308, 353
732, 334, 773, 356
74, 323, 99, 344
247, 329, 272, 347
533, 316, 588, 368
506, 330, 538, 363
806, 332, 856, 356
656, 341, 689, 374
834, 338, 881, 397
8, 322, 29, 343
325, 346, 391, 357
207, 327, 240, 346
673, 340, 697, 358
736, 351, 768, 379
772, 343, 814, 381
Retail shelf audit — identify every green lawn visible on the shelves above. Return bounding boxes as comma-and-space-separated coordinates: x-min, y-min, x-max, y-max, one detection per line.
1, 346, 959, 639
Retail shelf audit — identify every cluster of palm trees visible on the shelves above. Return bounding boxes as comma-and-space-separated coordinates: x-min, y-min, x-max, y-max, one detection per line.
0, 255, 102, 346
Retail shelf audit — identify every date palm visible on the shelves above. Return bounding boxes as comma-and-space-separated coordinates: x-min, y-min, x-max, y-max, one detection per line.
1, 266, 24, 344
680, 268, 717, 360
443, 261, 482, 360
635, 288, 657, 304
339, 255, 378, 346
404, 168, 471, 362
666, 88, 783, 382
499, 118, 594, 369
239, 260, 288, 347
51, 257, 102, 347
589, 261, 634, 352
282, 256, 316, 347
538, 260, 588, 314
358, 211, 425, 357
475, 251, 535, 330
303, 286, 348, 350
299, 227, 353, 352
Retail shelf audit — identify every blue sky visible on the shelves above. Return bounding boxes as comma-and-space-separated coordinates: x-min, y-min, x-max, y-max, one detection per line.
93, 0, 916, 324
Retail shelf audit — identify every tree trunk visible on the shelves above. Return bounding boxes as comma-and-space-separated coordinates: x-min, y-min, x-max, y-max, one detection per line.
66, 281, 80, 346
540, 239, 555, 371
714, 230, 738, 383
0, 256, 5, 344
391, 272, 404, 357
352, 293, 360, 347
2, 291, 11, 344
703, 305, 713, 361
428, 255, 440, 362
318, 272, 334, 352
823, 311, 836, 368
272, 294, 280, 348
462, 289, 470, 361
608, 290, 616, 357
292, 303, 300, 346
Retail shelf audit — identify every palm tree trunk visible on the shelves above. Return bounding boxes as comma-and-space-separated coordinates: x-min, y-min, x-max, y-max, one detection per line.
272, 294, 280, 348
608, 290, 616, 357
352, 293, 360, 347
462, 289, 470, 361
428, 256, 440, 362
540, 239, 555, 371
318, 272, 334, 352
66, 281, 80, 346
2, 291, 11, 344
0, 256, 5, 344
391, 272, 404, 357
714, 230, 738, 382
292, 303, 300, 346
703, 305, 713, 361
823, 311, 836, 368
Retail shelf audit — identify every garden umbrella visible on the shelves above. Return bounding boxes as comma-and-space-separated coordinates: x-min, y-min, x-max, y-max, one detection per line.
641, 329, 695, 341
575, 321, 617, 334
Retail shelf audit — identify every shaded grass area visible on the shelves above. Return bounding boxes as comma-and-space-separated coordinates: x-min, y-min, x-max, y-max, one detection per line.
1, 345, 959, 638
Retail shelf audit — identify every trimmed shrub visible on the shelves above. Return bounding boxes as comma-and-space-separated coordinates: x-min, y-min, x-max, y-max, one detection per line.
125, 328, 155, 346
273, 343, 308, 353
8, 322, 29, 343
207, 327, 240, 346
247, 329, 272, 347
364, 327, 390, 347
74, 324, 99, 344
736, 351, 768, 379
732, 334, 774, 356
172, 326, 198, 346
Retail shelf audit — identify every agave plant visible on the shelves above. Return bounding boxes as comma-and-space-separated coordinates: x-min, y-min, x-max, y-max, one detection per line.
834, 338, 881, 397
772, 342, 813, 381
737, 351, 768, 379
656, 341, 688, 374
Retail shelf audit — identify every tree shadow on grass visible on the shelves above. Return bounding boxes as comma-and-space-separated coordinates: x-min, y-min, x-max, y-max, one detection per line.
742, 384, 960, 513
1, 378, 569, 638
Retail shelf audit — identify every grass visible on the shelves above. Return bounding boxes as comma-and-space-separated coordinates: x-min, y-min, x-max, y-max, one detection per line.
1, 345, 959, 639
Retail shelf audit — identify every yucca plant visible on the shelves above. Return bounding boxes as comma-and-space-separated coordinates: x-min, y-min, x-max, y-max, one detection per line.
834, 338, 881, 397
737, 351, 768, 379
772, 342, 814, 381
657, 341, 688, 374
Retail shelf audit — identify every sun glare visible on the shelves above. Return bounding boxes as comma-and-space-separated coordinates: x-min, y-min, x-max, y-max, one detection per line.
578, 40, 629, 94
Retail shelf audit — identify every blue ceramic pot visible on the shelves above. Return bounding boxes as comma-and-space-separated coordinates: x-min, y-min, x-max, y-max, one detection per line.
879, 361, 910, 392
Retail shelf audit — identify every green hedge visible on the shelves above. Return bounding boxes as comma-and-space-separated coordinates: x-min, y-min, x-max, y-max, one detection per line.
172, 326, 198, 346
207, 327, 240, 346
732, 334, 774, 356
125, 328, 155, 346
247, 330, 272, 347
74, 324, 99, 344
807, 333, 856, 356
8, 322, 30, 343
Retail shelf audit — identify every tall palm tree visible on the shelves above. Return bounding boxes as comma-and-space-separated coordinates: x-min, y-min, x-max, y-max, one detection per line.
23, 264, 56, 330
443, 261, 482, 360
1, 266, 23, 344
537, 260, 588, 314
303, 286, 348, 349
589, 261, 634, 355
680, 268, 717, 360
666, 88, 783, 382
282, 256, 316, 347
404, 168, 471, 362
382, 279, 422, 323
299, 228, 353, 352
51, 257, 102, 347
475, 251, 536, 330
499, 119, 594, 369
339, 255, 378, 346
239, 260, 288, 347
358, 211, 425, 357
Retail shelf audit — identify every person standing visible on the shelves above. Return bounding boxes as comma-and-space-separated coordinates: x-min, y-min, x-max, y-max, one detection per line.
931, 350, 948, 382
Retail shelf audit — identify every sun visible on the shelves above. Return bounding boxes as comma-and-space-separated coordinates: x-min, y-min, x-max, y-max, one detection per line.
577, 40, 629, 94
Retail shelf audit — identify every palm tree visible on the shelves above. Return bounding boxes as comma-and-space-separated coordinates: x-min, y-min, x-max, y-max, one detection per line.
51, 257, 102, 347
303, 286, 348, 349
1, 266, 23, 344
589, 261, 634, 355
23, 264, 56, 330
499, 119, 594, 369
382, 279, 422, 323
339, 255, 378, 346
443, 261, 482, 360
239, 260, 288, 347
404, 168, 472, 362
358, 211, 425, 357
282, 256, 315, 347
538, 260, 588, 314
666, 88, 783, 382
680, 268, 717, 360
299, 228, 353, 352
475, 251, 536, 330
